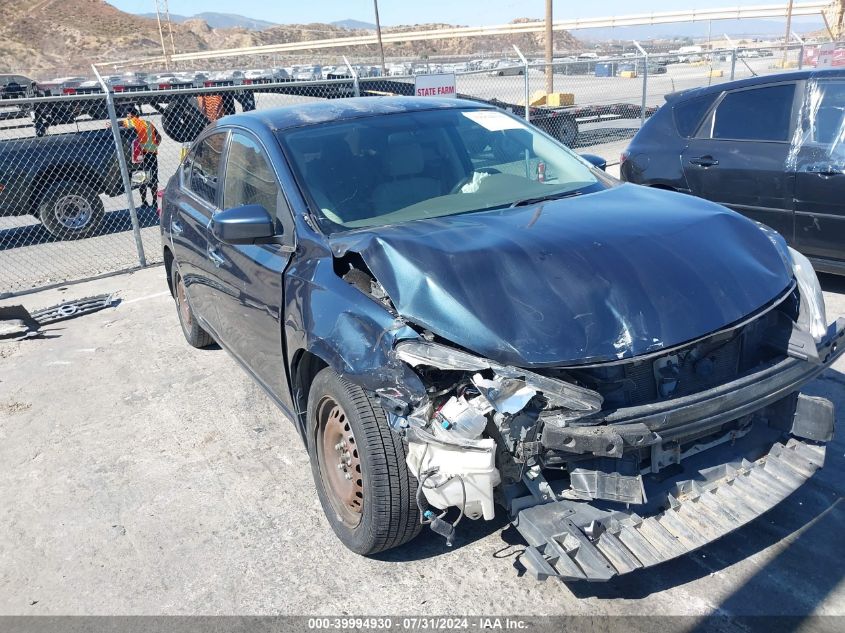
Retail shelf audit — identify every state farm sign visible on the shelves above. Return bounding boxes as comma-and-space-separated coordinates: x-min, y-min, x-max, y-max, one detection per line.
414, 73, 456, 97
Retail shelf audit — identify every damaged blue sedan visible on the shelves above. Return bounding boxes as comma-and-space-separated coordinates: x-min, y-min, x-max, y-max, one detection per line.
160, 97, 843, 581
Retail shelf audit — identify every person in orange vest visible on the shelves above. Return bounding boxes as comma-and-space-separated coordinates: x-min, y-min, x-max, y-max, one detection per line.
197, 94, 224, 123
121, 106, 161, 208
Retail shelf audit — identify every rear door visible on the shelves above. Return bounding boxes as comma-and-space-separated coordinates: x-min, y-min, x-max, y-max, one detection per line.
792, 79, 845, 264
681, 81, 799, 242
206, 130, 295, 397
170, 130, 228, 333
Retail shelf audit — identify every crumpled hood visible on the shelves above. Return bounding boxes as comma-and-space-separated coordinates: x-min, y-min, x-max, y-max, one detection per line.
330, 184, 792, 367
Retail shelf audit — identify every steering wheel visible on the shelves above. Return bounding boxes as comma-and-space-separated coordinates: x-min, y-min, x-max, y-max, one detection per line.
450, 167, 501, 194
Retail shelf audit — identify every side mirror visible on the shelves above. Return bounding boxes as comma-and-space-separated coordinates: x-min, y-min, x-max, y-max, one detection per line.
212, 204, 276, 245
580, 153, 607, 171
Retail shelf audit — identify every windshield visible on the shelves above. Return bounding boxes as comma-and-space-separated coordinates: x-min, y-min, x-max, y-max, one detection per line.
278, 107, 601, 231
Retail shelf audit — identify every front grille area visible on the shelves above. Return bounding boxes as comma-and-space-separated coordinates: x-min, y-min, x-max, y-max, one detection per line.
551, 288, 799, 410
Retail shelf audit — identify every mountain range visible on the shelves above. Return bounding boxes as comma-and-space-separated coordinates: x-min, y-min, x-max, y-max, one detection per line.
137, 11, 278, 31
0, 1, 579, 77
136, 13, 378, 32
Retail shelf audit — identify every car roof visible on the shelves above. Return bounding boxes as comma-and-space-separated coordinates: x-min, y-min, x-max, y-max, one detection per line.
223, 96, 495, 132
666, 67, 845, 102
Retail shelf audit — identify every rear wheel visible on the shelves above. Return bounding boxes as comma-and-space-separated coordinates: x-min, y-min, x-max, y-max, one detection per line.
307, 367, 421, 555
171, 265, 214, 348
555, 117, 579, 147
37, 181, 105, 240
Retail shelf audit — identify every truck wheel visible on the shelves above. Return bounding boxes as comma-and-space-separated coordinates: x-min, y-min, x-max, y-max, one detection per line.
306, 367, 421, 555
171, 266, 214, 349
37, 181, 105, 240
162, 100, 207, 143
556, 118, 579, 147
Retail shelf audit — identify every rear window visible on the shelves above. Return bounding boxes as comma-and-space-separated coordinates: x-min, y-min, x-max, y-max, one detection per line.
673, 93, 717, 137
712, 84, 795, 142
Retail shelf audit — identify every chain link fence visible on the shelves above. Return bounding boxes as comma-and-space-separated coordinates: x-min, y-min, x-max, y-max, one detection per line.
0, 92, 158, 295
0, 42, 835, 296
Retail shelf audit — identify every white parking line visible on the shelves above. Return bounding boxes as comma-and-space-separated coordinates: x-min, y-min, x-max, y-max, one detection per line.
122, 291, 170, 305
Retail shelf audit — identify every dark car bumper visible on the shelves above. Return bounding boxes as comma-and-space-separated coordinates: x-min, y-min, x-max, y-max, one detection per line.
513, 318, 844, 582
543, 318, 844, 455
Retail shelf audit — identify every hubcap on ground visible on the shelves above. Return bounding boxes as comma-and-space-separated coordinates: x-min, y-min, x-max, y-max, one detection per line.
316, 396, 363, 527
176, 275, 192, 328
54, 195, 93, 230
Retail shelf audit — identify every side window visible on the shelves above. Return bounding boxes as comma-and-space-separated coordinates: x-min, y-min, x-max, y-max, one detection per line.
809, 81, 845, 145
674, 93, 717, 137
180, 151, 193, 188
186, 132, 227, 205
223, 133, 281, 213
712, 84, 795, 142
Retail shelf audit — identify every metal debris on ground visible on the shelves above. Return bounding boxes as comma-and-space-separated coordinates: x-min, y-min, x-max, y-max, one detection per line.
0, 293, 117, 340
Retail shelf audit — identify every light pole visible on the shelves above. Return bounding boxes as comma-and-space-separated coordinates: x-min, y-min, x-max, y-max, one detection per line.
782, 0, 794, 68
545, 0, 554, 94
373, 0, 387, 77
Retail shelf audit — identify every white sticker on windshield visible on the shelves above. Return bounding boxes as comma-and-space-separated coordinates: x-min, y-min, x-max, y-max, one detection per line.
462, 110, 523, 131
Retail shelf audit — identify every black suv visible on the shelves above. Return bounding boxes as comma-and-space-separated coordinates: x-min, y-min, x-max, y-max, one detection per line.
621, 69, 845, 275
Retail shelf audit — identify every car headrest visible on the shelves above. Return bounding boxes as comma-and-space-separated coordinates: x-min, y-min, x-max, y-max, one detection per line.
388, 141, 425, 178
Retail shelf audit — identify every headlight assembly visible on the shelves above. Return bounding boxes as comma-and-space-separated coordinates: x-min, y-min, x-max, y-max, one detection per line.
789, 247, 827, 342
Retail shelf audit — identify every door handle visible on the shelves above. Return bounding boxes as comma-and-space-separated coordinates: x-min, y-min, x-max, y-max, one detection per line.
689, 156, 719, 167
171, 219, 184, 235
207, 247, 226, 268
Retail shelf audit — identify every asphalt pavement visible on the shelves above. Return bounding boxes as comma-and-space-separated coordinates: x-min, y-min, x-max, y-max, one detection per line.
0, 265, 843, 617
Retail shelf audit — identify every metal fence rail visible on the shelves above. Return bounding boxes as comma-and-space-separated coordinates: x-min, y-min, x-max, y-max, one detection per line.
0, 43, 831, 296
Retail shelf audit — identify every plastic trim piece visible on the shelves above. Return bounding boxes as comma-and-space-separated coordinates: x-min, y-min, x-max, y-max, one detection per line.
516, 436, 827, 582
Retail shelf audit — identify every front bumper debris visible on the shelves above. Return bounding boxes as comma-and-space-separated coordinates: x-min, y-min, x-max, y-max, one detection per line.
516, 436, 827, 581
513, 320, 844, 582
542, 317, 845, 455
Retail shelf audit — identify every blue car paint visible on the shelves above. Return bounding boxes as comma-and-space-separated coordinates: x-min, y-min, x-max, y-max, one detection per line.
330, 184, 792, 367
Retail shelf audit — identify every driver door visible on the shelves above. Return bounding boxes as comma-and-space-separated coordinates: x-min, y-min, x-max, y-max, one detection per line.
205, 131, 296, 398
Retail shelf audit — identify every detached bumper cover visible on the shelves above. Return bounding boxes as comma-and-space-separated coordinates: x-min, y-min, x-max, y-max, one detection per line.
517, 437, 827, 582
515, 319, 843, 582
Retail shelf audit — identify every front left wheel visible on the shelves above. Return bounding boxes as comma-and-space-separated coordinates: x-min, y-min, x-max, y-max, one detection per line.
171, 266, 214, 349
306, 367, 421, 555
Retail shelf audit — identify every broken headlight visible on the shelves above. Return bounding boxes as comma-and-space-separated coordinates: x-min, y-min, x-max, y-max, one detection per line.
394, 339, 491, 371
789, 247, 827, 342
394, 339, 602, 414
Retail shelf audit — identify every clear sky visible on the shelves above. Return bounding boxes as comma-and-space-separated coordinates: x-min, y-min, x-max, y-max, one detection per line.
108, 0, 812, 27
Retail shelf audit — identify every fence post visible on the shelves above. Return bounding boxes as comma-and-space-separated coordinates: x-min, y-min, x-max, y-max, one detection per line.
513, 45, 530, 123
633, 41, 648, 126
730, 48, 737, 80
91, 64, 146, 267
344, 55, 360, 97
798, 43, 805, 70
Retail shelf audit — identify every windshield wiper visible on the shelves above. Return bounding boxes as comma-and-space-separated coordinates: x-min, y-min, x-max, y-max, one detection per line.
510, 190, 583, 208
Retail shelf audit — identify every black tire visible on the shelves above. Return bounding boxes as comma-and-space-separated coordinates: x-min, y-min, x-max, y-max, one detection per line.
162, 99, 208, 143
37, 180, 105, 240
171, 265, 214, 348
555, 117, 579, 147
306, 367, 421, 555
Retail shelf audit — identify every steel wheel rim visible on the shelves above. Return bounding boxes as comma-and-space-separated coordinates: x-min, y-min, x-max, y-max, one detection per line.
176, 274, 192, 329
54, 194, 93, 230
316, 396, 363, 528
